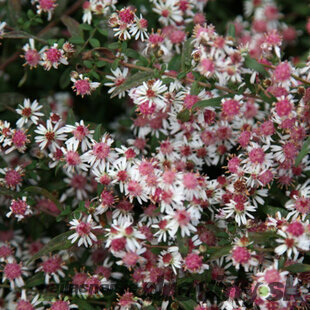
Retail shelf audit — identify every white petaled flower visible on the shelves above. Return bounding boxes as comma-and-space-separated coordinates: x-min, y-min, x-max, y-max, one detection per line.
222, 200, 256, 226
61, 143, 89, 174
16, 290, 44, 310
104, 67, 129, 98
134, 80, 168, 111
63, 120, 94, 152
71, 74, 100, 97
165, 207, 197, 238
2, 257, 29, 289
34, 119, 67, 151
35, 255, 68, 284
152, 0, 183, 26
81, 134, 117, 169
7, 197, 32, 222
129, 15, 149, 41
33, 0, 58, 21
16, 98, 44, 128
69, 215, 101, 247
40, 43, 68, 70
22, 39, 42, 69
158, 246, 182, 274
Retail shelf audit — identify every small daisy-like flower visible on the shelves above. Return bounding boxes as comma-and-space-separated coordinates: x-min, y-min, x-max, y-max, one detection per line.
228, 245, 258, 271
33, 0, 58, 21
165, 207, 197, 238
40, 43, 68, 70
222, 199, 256, 226
61, 143, 89, 174
158, 246, 182, 274
0, 166, 24, 190
7, 197, 32, 221
129, 15, 149, 41
82, 1, 93, 24
16, 290, 43, 310
184, 251, 208, 274
68, 215, 101, 247
16, 98, 44, 128
4, 128, 30, 154
81, 133, 117, 169
2, 257, 29, 289
71, 73, 100, 97
36, 255, 68, 284
63, 120, 94, 152
152, 0, 183, 26
134, 79, 168, 110
50, 299, 78, 310
34, 119, 67, 151
105, 67, 129, 98
21, 39, 42, 69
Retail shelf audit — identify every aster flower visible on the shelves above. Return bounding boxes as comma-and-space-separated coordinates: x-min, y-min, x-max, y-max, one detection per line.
21, 39, 42, 69
7, 197, 32, 221
152, 0, 183, 26
68, 215, 101, 247
105, 67, 129, 98
2, 257, 29, 289
40, 43, 68, 70
34, 119, 67, 151
16, 98, 43, 128
33, 0, 58, 21
158, 246, 182, 274
71, 73, 100, 97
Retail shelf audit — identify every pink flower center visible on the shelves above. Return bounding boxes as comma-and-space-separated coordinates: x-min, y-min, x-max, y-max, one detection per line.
222, 99, 240, 117
175, 209, 190, 226
5, 170, 22, 187
111, 237, 126, 251
0, 245, 12, 259
287, 222, 304, 237
65, 151, 81, 166
127, 180, 142, 196
249, 147, 265, 164
264, 269, 281, 284
162, 253, 172, 264
4, 262, 22, 279
119, 8, 135, 23
74, 125, 89, 140
75, 79, 91, 96
45, 131, 55, 141
161, 9, 170, 17
42, 257, 62, 274
17, 300, 34, 310
183, 173, 198, 189
185, 253, 203, 271
51, 301, 70, 310
12, 130, 27, 148
274, 62, 291, 81
283, 142, 297, 160
123, 252, 139, 266
71, 174, 87, 189
232, 246, 251, 264
184, 94, 199, 109
45, 48, 61, 63
11, 199, 27, 215
76, 222, 92, 236
275, 99, 292, 117
93, 142, 110, 159
25, 50, 40, 67
39, 0, 56, 10
295, 198, 310, 214
200, 58, 215, 73
21, 107, 32, 117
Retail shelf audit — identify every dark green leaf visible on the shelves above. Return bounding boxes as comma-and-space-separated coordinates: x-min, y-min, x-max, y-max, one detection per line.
261, 204, 288, 216
110, 71, 155, 98
89, 38, 100, 48
25, 273, 45, 287
227, 23, 235, 38
177, 299, 197, 310
244, 55, 269, 76
181, 38, 193, 71
285, 263, 310, 273
94, 124, 102, 141
27, 231, 74, 264
249, 231, 277, 243
194, 96, 225, 108
61, 15, 83, 38
59, 67, 72, 89
72, 298, 95, 310
208, 245, 232, 261
69, 36, 84, 45
295, 136, 310, 166
177, 109, 191, 122
83, 60, 93, 69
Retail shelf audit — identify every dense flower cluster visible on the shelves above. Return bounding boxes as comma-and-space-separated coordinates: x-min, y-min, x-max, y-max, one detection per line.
0, 0, 310, 309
